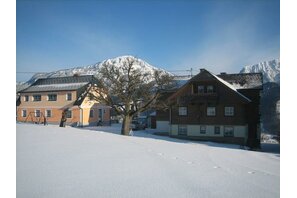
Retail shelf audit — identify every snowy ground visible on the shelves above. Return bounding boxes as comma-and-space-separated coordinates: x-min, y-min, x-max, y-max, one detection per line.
17, 123, 279, 198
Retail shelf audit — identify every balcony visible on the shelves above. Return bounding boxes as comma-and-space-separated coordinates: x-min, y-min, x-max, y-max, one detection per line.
178, 93, 218, 105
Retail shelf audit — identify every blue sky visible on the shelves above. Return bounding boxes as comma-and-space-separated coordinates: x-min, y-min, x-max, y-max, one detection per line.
16, 0, 280, 82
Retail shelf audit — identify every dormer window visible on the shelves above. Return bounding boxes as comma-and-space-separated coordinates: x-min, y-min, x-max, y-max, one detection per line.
207, 85, 214, 93
198, 85, 204, 93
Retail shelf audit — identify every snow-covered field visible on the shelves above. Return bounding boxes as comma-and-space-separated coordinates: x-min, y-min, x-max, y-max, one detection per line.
17, 123, 279, 198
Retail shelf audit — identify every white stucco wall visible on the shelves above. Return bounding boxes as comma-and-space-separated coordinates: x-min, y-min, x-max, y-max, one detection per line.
170, 124, 247, 138
156, 121, 170, 132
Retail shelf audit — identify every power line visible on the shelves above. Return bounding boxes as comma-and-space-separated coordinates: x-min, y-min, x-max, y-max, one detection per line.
16, 72, 47, 74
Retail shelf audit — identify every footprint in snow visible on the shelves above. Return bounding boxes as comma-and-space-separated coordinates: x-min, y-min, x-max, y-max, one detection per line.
172, 157, 178, 160
248, 171, 255, 174
213, 166, 220, 169
187, 161, 194, 164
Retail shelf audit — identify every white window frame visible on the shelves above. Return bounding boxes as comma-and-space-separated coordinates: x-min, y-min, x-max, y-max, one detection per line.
47, 94, 57, 101
214, 126, 220, 134
224, 126, 234, 137
178, 125, 187, 135
178, 106, 187, 116
24, 95, 29, 102
207, 85, 214, 93
200, 125, 206, 134
22, 109, 27, 117
45, 109, 52, 118
66, 110, 72, 118
224, 106, 234, 116
33, 95, 41, 102
198, 85, 204, 93
66, 93, 72, 101
207, 107, 216, 116
35, 109, 41, 117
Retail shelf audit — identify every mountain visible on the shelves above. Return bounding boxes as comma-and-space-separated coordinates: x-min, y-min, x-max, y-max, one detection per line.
240, 59, 280, 83
26, 55, 172, 84
240, 59, 280, 135
260, 82, 280, 135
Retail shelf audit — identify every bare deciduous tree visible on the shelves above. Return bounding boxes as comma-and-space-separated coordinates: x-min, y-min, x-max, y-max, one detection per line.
89, 57, 174, 135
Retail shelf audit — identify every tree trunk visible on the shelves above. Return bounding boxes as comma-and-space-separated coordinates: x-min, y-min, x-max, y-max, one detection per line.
121, 115, 132, 135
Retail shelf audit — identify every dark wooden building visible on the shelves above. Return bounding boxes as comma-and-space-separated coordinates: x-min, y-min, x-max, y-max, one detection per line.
164, 69, 262, 148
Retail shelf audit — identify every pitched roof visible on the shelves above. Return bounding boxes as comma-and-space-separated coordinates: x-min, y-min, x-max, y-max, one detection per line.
169, 69, 258, 103
209, 72, 251, 102
19, 75, 98, 93
217, 73, 263, 89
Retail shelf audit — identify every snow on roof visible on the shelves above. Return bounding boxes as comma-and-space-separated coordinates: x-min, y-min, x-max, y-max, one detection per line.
150, 111, 156, 116
20, 82, 89, 93
217, 73, 262, 89
210, 72, 252, 102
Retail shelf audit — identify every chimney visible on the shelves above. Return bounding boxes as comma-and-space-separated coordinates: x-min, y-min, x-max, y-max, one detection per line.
200, 68, 206, 73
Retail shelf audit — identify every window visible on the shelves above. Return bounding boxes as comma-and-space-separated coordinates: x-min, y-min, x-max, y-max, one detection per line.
214, 126, 220, 134
178, 125, 187, 136
33, 95, 41, 101
46, 110, 52, 117
198, 85, 204, 93
224, 126, 234, 137
66, 93, 72, 101
24, 95, 29, 102
200, 125, 206, 134
48, 94, 57, 101
98, 109, 102, 120
207, 107, 216, 116
178, 107, 187, 116
66, 110, 72, 118
225, 106, 234, 116
22, 110, 27, 117
207, 85, 214, 93
35, 110, 41, 117
90, 109, 94, 118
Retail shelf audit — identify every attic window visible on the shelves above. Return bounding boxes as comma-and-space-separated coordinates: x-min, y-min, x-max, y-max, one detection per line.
207, 85, 214, 93
198, 85, 204, 93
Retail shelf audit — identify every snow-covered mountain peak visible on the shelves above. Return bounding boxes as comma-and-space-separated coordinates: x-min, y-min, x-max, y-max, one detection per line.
240, 59, 280, 83
27, 55, 172, 84
100, 55, 171, 75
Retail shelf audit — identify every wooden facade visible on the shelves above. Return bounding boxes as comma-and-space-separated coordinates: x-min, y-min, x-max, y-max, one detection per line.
158, 69, 262, 148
